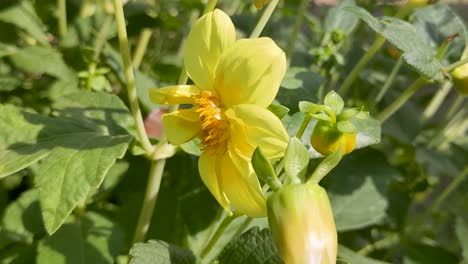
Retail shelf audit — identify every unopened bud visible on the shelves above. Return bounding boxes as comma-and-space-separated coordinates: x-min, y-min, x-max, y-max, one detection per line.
406, 0, 437, 8
267, 183, 337, 264
452, 63, 468, 96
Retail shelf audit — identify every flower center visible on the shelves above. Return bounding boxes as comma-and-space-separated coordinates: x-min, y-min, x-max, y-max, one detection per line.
195, 91, 229, 151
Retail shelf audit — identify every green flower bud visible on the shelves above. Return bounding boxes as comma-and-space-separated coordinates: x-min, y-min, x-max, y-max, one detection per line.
267, 183, 337, 264
452, 63, 468, 96
406, 0, 433, 8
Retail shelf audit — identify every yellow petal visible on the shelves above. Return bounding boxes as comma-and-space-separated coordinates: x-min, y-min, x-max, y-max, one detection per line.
226, 104, 289, 159
149, 85, 200, 105
220, 149, 266, 217
162, 109, 201, 145
184, 9, 236, 91
198, 152, 230, 212
214, 38, 286, 108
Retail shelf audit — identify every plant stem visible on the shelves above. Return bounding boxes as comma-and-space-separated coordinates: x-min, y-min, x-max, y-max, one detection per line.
338, 36, 386, 95
431, 167, 468, 212
203, 0, 218, 14
93, 16, 113, 61
285, 0, 308, 65
58, 0, 67, 37
132, 29, 152, 69
375, 57, 403, 104
113, 0, 154, 155
377, 78, 427, 123
249, 0, 280, 38
200, 213, 241, 259
444, 96, 465, 123
444, 56, 468, 72
357, 234, 399, 256
296, 114, 312, 139
422, 81, 452, 122
132, 159, 166, 243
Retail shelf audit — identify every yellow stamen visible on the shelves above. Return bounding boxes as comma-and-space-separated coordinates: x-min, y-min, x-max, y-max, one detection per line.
195, 91, 229, 151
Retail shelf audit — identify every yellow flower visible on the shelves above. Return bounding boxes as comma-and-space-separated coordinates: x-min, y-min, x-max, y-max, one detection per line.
150, 9, 288, 217
254, 0, 272, 9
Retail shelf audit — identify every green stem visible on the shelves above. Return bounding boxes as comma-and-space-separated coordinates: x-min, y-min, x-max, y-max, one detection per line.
357, 234, 399, 256
444, 56, 468, 72
132, 29, 153, 69
296, 114, 312, 139
338, 36, 386, 95
431, 167, 468, 212
285, 0, 308, 65
113, 0, 154, 155
93, 16, 113, 62
200, 213, 241, 259
377, 78, 427, 123
132, 159, 166, 243
203, 0, 218, 14
249, 0, 280, 38
422, 81, 452, 122
443, 96, 465, 123
375, 56, 403, 104
58, 0, 67, 37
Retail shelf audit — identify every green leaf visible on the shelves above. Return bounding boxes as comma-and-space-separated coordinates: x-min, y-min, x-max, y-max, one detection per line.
1, 190, 44, 244
130, 240, 196, 264
283, 137, 309, 183
328, 149, 400, 231
324, 0, 359, 35
339, 107, 365, 121
298, 101, 323, 114
0, 92, 133, 234
180, 138, 202, 156
8, 46, 76, 80
268, 104, 289, 119
351, 117, 381, 149
0, 1, 48, 45
90, 161, 130, 202
311, 112, 332, 122
217, 227, 281, 264
411, 2, 468, 61
324, 91, 344, 114
456, 217, 468, 261
278, 67, 321, 112
345, 6, 443, 81
309, 144, 343, 184
337, 120, 356, 133
252, 147, 281, 190
338, 245, 390, 264
37, 212, 124, 264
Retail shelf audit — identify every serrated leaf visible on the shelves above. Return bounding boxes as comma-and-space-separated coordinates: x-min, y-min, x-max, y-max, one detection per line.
324, 91, 344, 113
411, 2, 468, 61
217, 227, 281, 264
284, 137, 309, 183
37, 212, 124, 264
130, 240, 196, 264
328, 149, 400, 231
345, 6, 443, 81
0, 1, 48, 45
268, 104, 289, 119
0, 92, 133, 234
324, 0, 359, 35
8, 46, 76, 80
337, 120, 356, 133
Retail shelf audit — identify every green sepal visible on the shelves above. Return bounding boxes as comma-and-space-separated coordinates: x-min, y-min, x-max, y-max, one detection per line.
337, 120, 356, 134
252, 147, 282, 191
283, 137, 309, 184
309, 144, 344, 184
268, 103, 290, 119
324, 91, 344, 114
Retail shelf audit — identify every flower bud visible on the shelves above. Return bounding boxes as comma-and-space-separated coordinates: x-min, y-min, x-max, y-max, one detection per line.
267, 183, 337, 264
452, 63, 468, 96
406, 0, 436, 9
253, 0, 272, 9
310, 121, 356, 156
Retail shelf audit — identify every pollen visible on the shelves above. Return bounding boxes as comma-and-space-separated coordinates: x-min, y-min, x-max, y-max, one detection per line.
195, 91, 229, 151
